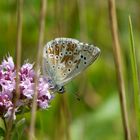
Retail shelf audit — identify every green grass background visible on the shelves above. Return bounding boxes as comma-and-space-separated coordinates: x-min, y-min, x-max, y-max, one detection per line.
0, 0, 139, 140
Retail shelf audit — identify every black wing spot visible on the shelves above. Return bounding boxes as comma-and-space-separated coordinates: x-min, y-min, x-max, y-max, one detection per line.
89, 48, 92, 51
68, 51, 72, 55
68, 60, 72, 65
55, 55, 59, 59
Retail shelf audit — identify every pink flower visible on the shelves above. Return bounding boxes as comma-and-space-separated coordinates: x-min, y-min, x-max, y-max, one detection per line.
20, 78, 34, 99
1, 56, 15, 71
37, 77, 52, 109
0, 56, 53, 119
0, 94, 13, 117
19, 63, 35, 81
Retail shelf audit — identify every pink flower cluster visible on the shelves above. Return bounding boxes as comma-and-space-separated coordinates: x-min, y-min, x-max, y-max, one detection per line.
0, 56, 52, 119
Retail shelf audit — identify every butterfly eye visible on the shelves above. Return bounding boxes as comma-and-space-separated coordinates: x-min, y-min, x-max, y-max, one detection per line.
57, 86, 65, 93
80, 55, 83, 58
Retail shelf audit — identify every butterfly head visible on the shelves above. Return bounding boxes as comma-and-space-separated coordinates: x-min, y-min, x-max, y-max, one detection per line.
56, 85, 65, 94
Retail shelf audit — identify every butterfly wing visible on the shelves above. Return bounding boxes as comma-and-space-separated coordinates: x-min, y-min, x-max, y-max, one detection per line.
43, 38, 79, 86
63, 42, 100, 84
43, 38, 100, 87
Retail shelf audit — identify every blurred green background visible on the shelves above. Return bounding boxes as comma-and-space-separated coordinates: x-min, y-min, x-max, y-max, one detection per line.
0, 0, 139, 140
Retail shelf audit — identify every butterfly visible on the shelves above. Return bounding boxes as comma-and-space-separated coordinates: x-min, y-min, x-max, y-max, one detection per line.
43, 38, 100, 93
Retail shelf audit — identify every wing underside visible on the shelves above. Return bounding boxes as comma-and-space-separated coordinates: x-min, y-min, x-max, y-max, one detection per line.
43, 38, 100, 87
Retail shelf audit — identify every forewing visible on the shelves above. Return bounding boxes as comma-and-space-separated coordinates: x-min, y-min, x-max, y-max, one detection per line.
43, 38, 80, 86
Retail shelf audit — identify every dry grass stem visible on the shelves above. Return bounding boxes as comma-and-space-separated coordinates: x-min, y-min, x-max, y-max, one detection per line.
5, 0, 23, 139
29, 0, 47, 139
108, 0, 131, 140
77, 0, 87, 41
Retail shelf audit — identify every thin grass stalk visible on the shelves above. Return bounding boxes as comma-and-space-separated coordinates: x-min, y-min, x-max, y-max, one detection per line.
76, 1, 87, 139
129, 16, 140, 139
53, 1, 71, 140
108, 0, 131, 140
77, 0, 87, 41
61, 95, 70, 140
54, 0, 66, 36
54, 95, 70, 140
29, 0, 46, 140
5, 0, 23, 139
77, 0, 88, 97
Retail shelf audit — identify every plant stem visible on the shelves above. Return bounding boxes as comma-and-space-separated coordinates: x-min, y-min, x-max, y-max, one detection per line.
29, 0, 46, 140
129, 16, 140, 139
2, 117, 7, 131
108, 0, 131, 140
5, 0, 23, 139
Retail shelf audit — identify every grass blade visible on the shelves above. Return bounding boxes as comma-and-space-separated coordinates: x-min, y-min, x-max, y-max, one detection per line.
129, 16, 140, 139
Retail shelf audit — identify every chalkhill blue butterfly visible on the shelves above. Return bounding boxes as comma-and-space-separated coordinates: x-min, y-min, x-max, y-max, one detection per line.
43, 38, 100, 93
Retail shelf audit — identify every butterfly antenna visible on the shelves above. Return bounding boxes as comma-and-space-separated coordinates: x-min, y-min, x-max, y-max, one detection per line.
75, 93, 81, 101
69, 81, 81, 101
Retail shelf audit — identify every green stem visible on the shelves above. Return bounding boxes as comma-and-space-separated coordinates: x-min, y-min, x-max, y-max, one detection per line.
2, 117, 7, 131
129, 15, 140, 139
